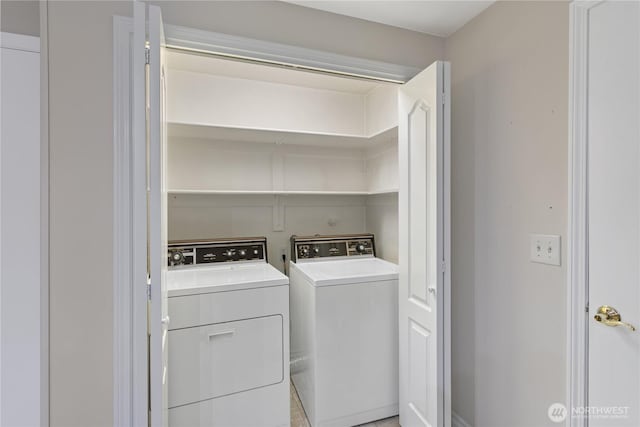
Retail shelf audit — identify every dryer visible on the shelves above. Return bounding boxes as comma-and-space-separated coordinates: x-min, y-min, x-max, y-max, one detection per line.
289, 234, 399, 427
166, 237, 290, 427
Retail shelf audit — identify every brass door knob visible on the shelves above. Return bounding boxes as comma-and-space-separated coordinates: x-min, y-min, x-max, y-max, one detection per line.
594, 305, 636, 331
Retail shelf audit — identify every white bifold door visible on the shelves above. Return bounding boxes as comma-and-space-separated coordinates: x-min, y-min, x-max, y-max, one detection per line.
398, 61, 451, 427
133, 3, 169, 427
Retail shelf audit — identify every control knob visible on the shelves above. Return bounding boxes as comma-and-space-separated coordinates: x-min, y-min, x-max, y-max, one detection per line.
170, 251, 184, 265
300, 247, 310, 257
356, 244, 366, 253
313, 247, 320, 255
224, 249, 234, 258
238, 249, 247, 257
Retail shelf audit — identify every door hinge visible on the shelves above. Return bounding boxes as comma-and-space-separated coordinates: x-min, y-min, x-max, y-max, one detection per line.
147, 282, 152, 301
440, 261, 446, 273
145, 46, 150, 65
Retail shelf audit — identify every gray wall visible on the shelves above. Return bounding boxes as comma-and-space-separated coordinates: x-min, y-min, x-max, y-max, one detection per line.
366, 193, 399, 263
168, 193, 369, 272
0, 1, 39, 36
445, 2, 569, 426
47, 2, 130, 425
39, 1, 571, 425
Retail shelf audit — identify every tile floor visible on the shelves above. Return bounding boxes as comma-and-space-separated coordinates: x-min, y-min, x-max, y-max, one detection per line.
290, 382, 310, 427
290, 382, 400, 427
357, 417, 400, 427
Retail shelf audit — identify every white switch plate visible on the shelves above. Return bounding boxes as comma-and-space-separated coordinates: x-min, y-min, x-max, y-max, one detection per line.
530, 234, 561, 266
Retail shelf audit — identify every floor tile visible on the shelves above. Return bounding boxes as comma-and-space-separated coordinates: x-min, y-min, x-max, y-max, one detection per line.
375, 416, 400, 427
290, 381, 311, 427
290, 380, 399, 427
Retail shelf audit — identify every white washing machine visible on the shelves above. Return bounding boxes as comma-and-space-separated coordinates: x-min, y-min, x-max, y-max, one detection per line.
166, 237, 290, 427
289, 234, 399, 427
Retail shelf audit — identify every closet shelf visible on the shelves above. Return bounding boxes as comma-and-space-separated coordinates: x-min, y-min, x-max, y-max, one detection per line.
367, 188, 400, 195
168, 123, 397, 148
168, 189, 399, 196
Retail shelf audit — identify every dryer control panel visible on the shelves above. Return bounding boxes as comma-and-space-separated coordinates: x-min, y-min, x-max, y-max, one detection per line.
290, 234, 375, 262
168, 237, 267, 268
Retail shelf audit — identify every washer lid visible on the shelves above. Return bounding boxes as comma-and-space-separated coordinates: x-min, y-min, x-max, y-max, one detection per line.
292, 257, 398, 286
167, 262, 288, 297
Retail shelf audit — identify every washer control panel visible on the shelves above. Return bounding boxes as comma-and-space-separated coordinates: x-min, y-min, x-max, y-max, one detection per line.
168, 237, 267, 268
291, 234, 375, 262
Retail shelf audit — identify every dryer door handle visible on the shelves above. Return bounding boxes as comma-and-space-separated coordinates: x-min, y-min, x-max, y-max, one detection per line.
208, 330, 235, 339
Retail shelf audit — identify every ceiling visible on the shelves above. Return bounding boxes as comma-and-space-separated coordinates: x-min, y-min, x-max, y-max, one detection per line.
282, 1, 494, 37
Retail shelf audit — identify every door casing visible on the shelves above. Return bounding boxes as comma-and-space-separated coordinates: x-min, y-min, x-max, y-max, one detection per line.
567, 2, 603, 427
112, 14, 450, 427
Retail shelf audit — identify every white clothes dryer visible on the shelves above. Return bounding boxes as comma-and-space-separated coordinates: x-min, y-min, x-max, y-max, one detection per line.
166, 237, 289, 427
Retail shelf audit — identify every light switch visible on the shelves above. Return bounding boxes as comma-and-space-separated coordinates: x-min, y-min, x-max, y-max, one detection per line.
530, 234, 561, 266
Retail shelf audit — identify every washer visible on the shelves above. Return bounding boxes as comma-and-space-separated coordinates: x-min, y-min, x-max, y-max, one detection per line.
166, 237, 290, 427
289, 234, 399, 427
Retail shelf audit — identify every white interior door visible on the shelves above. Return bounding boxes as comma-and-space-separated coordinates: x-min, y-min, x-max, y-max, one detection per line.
398, 61, 450, 427
148, 4, 169, 427
587, 2, 640, 426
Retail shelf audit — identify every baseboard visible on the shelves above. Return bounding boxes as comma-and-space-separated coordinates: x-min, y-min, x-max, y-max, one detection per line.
452, 411, 472, 427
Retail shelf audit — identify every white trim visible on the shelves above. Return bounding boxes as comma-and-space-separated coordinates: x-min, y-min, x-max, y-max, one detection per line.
0, 32, 40, 53
112, 12, 149, 427
567, 2, 601, 426
147, 6, 167, 427
111, 9, 152, 427
443, 61, 452, 427
451, 411, 472, 427
113, 15, 135, 427
39, 3, 50, 425
164, 23, 420, 84
1, 29, 46, 426
0, 34, 3, 419
132, 4, 150, 427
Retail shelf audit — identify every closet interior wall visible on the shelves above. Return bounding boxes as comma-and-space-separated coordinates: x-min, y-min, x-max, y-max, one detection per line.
167, 137, 400, 269
166, 52, 401, 267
